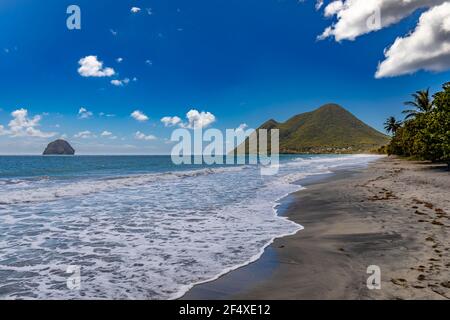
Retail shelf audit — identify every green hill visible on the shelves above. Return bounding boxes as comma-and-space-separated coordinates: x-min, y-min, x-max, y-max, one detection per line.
237, 104, 389, 154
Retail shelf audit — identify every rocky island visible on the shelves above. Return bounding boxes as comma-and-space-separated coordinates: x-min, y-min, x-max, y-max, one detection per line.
43, 139, 75, 155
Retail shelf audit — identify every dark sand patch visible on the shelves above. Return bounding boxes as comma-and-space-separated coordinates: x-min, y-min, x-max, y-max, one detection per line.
183, 157, 450, 300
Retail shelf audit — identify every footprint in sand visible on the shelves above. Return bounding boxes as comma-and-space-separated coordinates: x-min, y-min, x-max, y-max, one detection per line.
424, 202, 434, 209
417, 274, 426, 281
412, 285, 425, 289
391, 278, 408, 287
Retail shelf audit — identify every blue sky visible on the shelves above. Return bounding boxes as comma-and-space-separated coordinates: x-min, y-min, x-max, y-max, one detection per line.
0, 0, 449, 154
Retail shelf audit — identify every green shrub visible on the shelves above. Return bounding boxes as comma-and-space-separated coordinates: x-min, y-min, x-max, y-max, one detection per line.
386, 82, 450, 169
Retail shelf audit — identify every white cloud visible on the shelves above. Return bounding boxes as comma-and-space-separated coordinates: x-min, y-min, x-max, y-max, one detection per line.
116, 57, 123, 63
317, 0, 450, 78
78, 107, 93, 119
5, 108, 56, 138
184, 109, 216, 129
376, 2, 450, 78
78, 55, 115, 77
131, 7, 141, 13
111, 78, 130, 86
315, 0, 324, 10
99, 112, 116, 117
318, 0, 446, 41
235, 123, 249, 133
110, 29, 118, 36
101, 130, 117, 139
74, 130, 94, 139
161, 109, 216, 129
324, 1, 344, 17
145, 59, 153, 66
135, 131, 157, 141
161, 116, 182, 127
131, 110, 149, 122
0, 125, 7, 136
146, 8, 153, 15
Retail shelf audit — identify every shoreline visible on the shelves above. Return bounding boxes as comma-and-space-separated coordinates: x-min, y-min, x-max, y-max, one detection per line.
178, 158, 380, 300
181, 168, 363, 300
183, 157, 450, 300
175, 171, 327, 300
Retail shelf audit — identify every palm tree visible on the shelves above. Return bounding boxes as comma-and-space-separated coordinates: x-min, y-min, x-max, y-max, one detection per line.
402, 89, 434, 120
384, 116, 402, 134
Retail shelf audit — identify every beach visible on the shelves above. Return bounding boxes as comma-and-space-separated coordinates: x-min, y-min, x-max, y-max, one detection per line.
1, 154, 380, 299
183, 157, 450, 300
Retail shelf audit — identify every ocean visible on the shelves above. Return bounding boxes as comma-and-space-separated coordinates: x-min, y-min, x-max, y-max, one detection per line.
0, 154, 381, 299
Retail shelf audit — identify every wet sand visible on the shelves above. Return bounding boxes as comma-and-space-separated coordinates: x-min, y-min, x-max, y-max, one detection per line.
183, 157, 450, 300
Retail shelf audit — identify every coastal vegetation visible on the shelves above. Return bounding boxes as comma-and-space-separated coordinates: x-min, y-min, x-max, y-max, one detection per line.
385, 82, 450, 170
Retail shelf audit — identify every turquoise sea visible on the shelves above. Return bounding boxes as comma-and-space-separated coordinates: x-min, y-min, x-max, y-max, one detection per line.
0, 154, 381, 299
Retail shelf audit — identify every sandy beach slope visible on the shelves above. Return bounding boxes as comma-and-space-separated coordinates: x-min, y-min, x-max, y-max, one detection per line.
185, 157, 450, 300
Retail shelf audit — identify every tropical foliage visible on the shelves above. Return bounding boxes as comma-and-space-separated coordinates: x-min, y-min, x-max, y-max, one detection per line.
402, 89, 434, 120
384, 116, 402, 134
385, 82, 450, 169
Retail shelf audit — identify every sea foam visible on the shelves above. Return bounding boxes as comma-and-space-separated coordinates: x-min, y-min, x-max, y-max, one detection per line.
0, 155, 381, 299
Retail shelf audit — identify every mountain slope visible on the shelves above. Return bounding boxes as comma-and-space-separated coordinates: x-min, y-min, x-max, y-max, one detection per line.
238, 104, 389, 154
